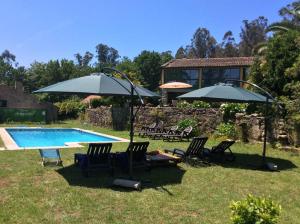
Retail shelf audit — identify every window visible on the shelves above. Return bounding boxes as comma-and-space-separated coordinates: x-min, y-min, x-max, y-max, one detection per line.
202, 68, 240, 87
164, 69, 199, 89
0, 100, 7, 107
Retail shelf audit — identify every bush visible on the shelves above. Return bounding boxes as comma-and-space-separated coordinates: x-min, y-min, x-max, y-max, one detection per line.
230, 194, 281, 224
176, 100, 211, 109
220, 103, 248, 122
192, 100, 211, 109
177, 118, 198, 136
215, 122, 237, 139
176, 100, 190, 108
55, 99, 86, 119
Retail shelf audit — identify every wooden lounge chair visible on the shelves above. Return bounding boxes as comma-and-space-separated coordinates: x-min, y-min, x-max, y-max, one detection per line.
148, 125, 179, 140
164, 137, 208, 160
116, 142, 150, 171
203, 140, 236, 162
137, 122, 156, 137
163, 126, 193, 142
74, 143, 113, 176
39, 149, 63, 166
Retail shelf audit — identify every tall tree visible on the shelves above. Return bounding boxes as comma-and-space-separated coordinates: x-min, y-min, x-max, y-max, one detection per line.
95, 43, 119, 67
187, 27, 217, 58
239, 16, 268, 56
134, 51, 161, 91
175, 46, 186, 59
82, 51, 93, 67
160, 51, 173, 64
221, 31, 239, 57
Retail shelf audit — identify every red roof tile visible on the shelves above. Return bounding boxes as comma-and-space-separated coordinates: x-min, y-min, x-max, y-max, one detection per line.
162, 57, 254, 68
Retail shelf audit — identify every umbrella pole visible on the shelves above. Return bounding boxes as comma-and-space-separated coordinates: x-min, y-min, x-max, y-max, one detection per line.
262, 96, 269, 166
129, 84, 134, 179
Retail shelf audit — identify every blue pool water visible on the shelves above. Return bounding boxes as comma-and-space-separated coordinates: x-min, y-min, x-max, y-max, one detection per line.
6, 128, 120, 148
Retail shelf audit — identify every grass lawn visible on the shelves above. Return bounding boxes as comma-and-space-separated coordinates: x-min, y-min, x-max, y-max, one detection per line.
0, 120, 300, 223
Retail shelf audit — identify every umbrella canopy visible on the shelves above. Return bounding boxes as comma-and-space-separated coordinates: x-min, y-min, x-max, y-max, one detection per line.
34, 73, 159, 97
159, 81, 192, 89
177, 83, 272, 103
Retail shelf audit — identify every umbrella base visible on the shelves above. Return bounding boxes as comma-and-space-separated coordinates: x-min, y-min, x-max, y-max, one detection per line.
113, 178, 142, 190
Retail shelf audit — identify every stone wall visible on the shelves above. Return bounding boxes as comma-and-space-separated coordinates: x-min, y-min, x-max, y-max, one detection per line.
235, 113, 289, 145
86, 106, 222, 134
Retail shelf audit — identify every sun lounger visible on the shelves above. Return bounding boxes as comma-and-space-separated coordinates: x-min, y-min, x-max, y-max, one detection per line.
39, 149, 63, 166
148, 125, 179, 140
74, 143, 113, 176
203, 140, 236, 162
163, 126, 193, 141
164, 137, 208, 160
137, 122, 157, 137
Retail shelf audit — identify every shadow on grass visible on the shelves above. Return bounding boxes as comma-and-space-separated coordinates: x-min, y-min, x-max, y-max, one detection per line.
56, 164, 186, 193
211, 152, 297, 171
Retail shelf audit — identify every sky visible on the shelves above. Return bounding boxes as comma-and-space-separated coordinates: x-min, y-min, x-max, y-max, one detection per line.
0, 0, 292, 67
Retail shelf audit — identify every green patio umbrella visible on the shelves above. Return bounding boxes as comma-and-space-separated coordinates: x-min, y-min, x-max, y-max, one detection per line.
34, 71, 159, 184
34, 73, 160, 97
178, 82, 275, 169
177, 83, 272, 103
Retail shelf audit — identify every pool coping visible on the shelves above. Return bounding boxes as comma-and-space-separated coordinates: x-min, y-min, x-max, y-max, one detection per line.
0, 127, 129, 150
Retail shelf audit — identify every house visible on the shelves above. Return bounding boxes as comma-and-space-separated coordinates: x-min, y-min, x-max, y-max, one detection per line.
0, 82, 57, 123
161, 57, 254, 103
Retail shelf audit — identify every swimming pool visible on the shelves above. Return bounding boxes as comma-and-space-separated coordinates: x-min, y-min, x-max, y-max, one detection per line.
0, 128, 128, 150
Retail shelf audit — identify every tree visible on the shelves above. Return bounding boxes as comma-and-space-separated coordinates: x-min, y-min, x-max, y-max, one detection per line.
239, 16, 268, 56
134, 51, 162, 90
95, 43, 119, 67
115, 57, 140, 84
187, 27, 217, 58
160, 51, 173, 64
175, 46, 186, 59
221, 31, 239, 57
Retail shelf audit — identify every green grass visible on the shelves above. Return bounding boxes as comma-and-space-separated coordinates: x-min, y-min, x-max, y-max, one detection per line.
0, 120, 300, 223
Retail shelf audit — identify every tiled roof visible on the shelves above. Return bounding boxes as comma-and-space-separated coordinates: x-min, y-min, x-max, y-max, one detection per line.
162, 57, 254, 68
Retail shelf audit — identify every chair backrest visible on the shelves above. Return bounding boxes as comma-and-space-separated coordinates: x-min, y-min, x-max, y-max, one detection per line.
148, 123, 157, 129
155, 120, 164, 129
212, 140, 235, 153
39, 149, 60, 159
168, 125, 179, 134
182, 126, 193, 136
126, 142, 149, 162
87, 143, 112, 164
186, 137, 208, 156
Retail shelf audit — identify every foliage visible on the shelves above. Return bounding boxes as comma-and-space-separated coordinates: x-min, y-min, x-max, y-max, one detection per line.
230, 194, 281, 224
177, 118, 198, 135
134, 50, 162, 91
220, 103, 248, 122
239, 16, 268, 56
215, 122, 237, 139
54, 98, 86, 119
95, 43, 119, 67
186, 27, 217, 58
176, 100, 211, 109
191, 100, 211, 109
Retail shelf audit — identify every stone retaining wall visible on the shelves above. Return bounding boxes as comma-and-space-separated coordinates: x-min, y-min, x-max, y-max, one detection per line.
86, 106, 222, 134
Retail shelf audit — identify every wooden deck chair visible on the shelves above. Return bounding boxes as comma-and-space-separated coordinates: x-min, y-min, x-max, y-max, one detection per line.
75, 143, 113, 176
163, 126, 193, 142
39, 149, 63, 166
203, 140, 236, 162
165, 137, 208, 160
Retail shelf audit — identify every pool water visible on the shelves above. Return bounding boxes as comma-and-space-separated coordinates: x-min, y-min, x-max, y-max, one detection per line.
6, 128, 120, 148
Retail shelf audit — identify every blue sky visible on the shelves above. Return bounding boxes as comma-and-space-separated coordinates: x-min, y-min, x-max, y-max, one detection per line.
0, 0, 292, 67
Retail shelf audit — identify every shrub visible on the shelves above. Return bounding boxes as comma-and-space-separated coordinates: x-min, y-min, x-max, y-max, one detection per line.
215, 122, 237, 139
177, 118, 198, 136
192, 100, 211, 109
230, 194, 281, 224
220, 103, 248, 122
55, 98, 86, 119
176, 100, 191, 108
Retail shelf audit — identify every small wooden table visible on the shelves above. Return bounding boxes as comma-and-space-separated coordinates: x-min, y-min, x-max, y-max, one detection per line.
146, 150, 182, 167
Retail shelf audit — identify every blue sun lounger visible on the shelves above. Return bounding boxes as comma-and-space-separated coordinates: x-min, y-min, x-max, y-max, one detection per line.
39, 149, 63, 166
